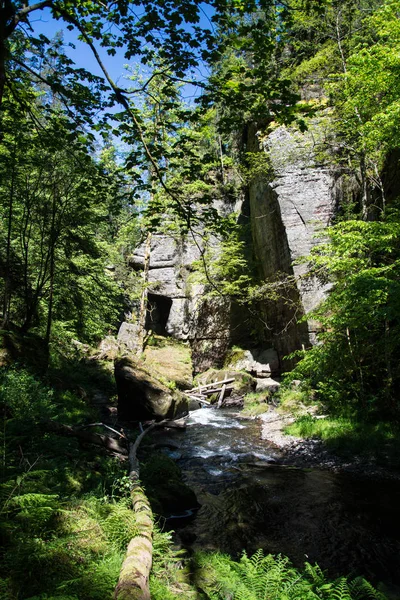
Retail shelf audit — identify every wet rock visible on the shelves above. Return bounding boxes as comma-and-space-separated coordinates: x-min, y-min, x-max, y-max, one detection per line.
140, 452, 199, 517
115, 356, 188, 421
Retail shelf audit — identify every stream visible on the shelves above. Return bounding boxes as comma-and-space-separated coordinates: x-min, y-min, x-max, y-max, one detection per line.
155, 407, 400, 593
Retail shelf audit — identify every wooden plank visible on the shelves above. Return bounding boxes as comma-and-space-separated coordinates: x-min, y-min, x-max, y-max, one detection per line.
183, 393, 211, 406
201, 384, 233, 396
188, 377, 235, 393
217, 383, 227, 409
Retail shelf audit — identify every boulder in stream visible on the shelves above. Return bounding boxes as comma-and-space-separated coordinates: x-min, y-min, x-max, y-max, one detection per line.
115, 356, 188, 421
226, 348, 280, 377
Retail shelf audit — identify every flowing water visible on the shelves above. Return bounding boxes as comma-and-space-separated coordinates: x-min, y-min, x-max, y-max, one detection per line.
156, 407, 400, 592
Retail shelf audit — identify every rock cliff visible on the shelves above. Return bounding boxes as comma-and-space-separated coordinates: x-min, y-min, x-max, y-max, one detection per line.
247, 113, 339, 360
119, 112, 341, 372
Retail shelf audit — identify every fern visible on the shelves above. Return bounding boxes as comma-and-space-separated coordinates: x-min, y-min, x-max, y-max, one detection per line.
194, 550, 388, 600
348, 578, 388, 600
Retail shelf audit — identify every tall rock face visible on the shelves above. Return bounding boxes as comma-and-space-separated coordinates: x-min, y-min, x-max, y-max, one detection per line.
129, 234, 201, 340
127, 224, 253, 373
119, 112, 341, 372
247, 114, 339, 360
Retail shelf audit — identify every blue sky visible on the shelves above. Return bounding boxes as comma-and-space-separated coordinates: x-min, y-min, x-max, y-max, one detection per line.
26, 5, 213, 102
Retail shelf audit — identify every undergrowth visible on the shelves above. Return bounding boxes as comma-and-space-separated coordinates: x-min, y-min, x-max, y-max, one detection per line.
242, 391, 269, 417
0, 363, 390, 600
194, 549, 387, 600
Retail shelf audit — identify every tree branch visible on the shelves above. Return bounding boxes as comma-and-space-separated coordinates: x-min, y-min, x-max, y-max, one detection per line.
5, 0, 53, 38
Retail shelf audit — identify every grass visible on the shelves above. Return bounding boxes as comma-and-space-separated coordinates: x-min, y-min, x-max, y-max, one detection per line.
285, 414, 400, 466
277, 385, 314, 415
143, 338, 193, 389
242, 391, 270, 417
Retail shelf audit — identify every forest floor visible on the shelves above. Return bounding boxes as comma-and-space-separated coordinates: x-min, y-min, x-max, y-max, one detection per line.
259, 408, 400, 481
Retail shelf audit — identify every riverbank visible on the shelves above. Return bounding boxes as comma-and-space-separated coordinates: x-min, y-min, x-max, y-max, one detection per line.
259, 408, 400, 481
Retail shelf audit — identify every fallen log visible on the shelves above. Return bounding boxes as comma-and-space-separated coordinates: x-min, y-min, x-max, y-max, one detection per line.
40, 420, 128, 455
114, 421, 164, 600
183, 392, 211, 405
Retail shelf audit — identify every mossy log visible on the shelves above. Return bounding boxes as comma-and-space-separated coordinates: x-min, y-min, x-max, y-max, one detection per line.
114, 421, 164, 600
114, 480, 153, 600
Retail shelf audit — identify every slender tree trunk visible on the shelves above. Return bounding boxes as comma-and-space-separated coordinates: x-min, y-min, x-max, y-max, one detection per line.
0, 14, 6, 108
2, 140, 17, 328
45, 187, 57, 352
136, 232, 152, 355
360, 153, 371, 220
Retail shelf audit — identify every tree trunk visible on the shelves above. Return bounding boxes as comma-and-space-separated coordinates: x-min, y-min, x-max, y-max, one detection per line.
136, 232, 152, 355
45, 186, 57, 353
0, 16, 6, 108
2, 140, 17, 328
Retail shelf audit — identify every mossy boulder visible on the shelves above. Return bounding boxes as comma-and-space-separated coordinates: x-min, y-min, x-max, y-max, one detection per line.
143, 337, 193, 389
225, 347, 280, 377
115, 356, 188, 421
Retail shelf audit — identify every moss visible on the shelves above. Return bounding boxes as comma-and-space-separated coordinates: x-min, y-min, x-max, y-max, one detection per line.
278, 385, 313, 415
223, 346, 247, 368
242, 391, 269, 417
143, 338, 192, 390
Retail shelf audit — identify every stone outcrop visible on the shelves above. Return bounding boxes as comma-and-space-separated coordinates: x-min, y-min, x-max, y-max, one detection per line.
226, 348, 280, 377
247, 113, 339, 360
115, 357, 188, 421
118, 110, 341, 372
122, 228, 249, 373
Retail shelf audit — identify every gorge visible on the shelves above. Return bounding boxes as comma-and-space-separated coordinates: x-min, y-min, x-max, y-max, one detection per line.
1, 0, 400, 598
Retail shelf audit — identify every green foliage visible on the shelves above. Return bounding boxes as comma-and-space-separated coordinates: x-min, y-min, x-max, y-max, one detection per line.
329, 0, 400, 169
0, 96, 125, 346
289, 218, 400, 418
285, 414, 400, 466
242, 392, 270, 417
150, 527, 196, 600
194, 550, 386, 600
1, 494, 130, 600
0, 367, 57, 422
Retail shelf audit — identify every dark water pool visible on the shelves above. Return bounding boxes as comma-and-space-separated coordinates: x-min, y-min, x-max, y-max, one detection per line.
155, 407, 400, 594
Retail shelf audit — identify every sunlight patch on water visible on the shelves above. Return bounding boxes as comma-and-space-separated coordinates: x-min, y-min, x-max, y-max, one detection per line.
207, 469, 224, 476
188, 408, 246, 429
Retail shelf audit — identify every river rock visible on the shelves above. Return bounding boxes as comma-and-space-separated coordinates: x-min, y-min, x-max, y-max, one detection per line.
228, 348, 280, 377
115, 356, 188, 421
256, 377, 281, 394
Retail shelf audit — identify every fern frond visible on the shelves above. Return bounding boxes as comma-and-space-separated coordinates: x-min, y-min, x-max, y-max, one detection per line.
348, 577, 388, 600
